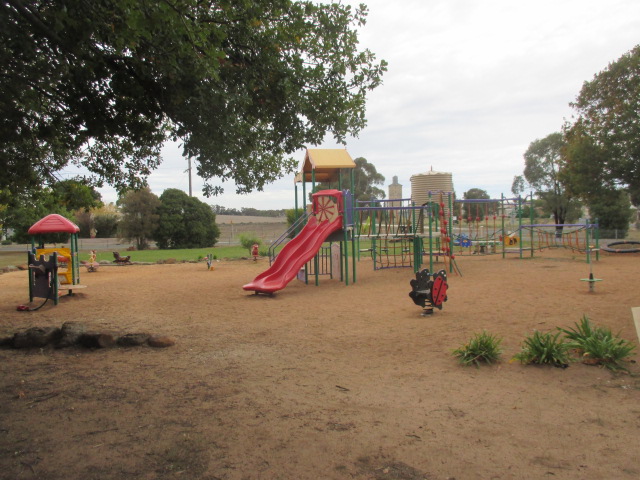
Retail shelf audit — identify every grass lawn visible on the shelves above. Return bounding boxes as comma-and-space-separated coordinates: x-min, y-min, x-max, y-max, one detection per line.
0, 245, 253, 270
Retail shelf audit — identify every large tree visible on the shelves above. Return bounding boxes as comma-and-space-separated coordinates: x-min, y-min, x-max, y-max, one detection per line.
311, 156, 385, 201
561, 125, 634, 236
0, 178, 99, 241
461, 188, 492, 219
51, 179, 103, 212
587, 189, 634, 238
567, 45, 640, 203
1, 0, 387, 198
0, 188, 73, 243
117, 187, 160, 250
154, 189, 219, 249
514, 133, 581, 234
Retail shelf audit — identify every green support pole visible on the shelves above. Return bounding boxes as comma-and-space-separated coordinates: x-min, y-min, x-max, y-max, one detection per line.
339, 241, 344, 281
594, 218, 599, 261
529, 192, 534, 258
371, 207, 377, 269
448, 193, 454, 274
585, 219, 591, 266
428, 193, 434, 272
501, 193, 506, 259
295, 182, 299, 229
311, 170, 319, 285
351, 169, 356, 284
302, 178, 306, 212
518, 195, 523, 259
302, 177, 309, 284
412, 201, 419, 272
27, 251, 33, 303
72, 233, 79, 284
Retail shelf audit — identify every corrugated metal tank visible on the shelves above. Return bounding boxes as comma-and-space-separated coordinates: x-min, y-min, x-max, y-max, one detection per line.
410, 170, 454, 207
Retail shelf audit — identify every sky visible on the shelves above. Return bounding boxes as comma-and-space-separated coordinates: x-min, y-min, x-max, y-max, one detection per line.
63, 0, 640, 209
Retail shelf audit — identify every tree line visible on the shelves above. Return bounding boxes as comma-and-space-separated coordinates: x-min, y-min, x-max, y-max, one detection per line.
211, 206, 286, 217
0, 180, 291, 248
512, 45, 640, 237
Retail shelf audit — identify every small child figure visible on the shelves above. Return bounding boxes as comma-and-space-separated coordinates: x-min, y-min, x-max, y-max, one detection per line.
251, 243, 259, 262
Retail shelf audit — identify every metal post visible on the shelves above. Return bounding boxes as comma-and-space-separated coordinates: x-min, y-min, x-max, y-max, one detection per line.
529, 192, 534, 258
518, 195, 523, 259
501, 193, 505, 259
594, 218, 600, 261
350, 169, 356, 284
448, 192, 454, 273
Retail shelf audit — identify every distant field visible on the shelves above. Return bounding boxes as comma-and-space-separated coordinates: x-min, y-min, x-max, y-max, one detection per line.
215, 215, 286, 224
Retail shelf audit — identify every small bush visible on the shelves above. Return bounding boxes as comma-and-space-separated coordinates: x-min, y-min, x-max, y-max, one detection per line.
452, 331, 503, 367
559, 315, 636, 371
559, 315, 596, 347
513, 330, 571, 367
238, 233, 262, 254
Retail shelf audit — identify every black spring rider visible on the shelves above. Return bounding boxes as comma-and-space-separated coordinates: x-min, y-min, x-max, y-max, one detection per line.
409, 269, 448, 316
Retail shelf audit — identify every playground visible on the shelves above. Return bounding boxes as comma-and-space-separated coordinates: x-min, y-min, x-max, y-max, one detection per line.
0, 249, 638, 480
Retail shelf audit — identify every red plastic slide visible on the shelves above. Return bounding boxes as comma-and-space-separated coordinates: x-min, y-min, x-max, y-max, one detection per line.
242, 215, 343, 294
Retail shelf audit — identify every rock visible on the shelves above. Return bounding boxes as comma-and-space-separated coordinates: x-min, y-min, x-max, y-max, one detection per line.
56, 321, 86, 348
0, 335, 14, 348
13, 327, 60, 348
117, 333, 150, 347
28, 326, 60, 347
11, 331, 29, 348
147, 336, 175, 348
79, 332, 116, 349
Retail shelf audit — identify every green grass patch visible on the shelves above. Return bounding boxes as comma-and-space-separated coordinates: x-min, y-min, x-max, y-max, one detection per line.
92, 245, 250, 263
0, 245, 255, 269
0, 252, 26, 269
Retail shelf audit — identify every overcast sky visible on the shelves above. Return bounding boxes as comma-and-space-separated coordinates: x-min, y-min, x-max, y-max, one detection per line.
73, 0, 640, 208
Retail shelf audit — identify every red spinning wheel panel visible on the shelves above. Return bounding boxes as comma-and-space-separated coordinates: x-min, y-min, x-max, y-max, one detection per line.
315, 195, 339, 223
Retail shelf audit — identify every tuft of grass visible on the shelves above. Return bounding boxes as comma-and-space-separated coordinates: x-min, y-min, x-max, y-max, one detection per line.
559, 315, 636, 372
512, 330, 571, 367
452, 330, 503, 367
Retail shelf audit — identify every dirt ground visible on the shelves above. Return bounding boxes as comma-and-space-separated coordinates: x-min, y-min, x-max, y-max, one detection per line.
0, 250, 639, 480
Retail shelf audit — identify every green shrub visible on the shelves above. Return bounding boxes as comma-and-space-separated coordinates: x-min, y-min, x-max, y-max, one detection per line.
513, 330, 571, 367
559, 315, 636, 371
238, 233, 261, 254
452, 331, 503, 367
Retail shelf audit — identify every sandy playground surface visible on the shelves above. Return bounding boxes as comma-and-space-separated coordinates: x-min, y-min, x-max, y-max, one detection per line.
0, 250, 639, 480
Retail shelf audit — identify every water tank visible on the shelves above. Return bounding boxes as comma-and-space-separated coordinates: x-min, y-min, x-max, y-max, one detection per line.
410, 170, 454, 207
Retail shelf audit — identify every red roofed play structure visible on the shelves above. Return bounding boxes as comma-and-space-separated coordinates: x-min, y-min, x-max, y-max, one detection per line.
28, 213, 80, 235
27, 214, 83, 306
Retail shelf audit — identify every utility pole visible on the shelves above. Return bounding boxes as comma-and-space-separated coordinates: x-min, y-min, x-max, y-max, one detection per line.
187, 156, 192, 197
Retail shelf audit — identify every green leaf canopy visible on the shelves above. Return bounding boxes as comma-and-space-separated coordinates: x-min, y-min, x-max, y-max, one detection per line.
0, 0, 387, 197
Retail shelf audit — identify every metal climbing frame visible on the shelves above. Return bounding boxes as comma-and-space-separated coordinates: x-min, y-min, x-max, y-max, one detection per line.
354, 192, 456, 274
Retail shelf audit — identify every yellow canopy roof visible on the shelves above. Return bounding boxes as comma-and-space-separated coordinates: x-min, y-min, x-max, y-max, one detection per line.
296, 148, 355, 183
